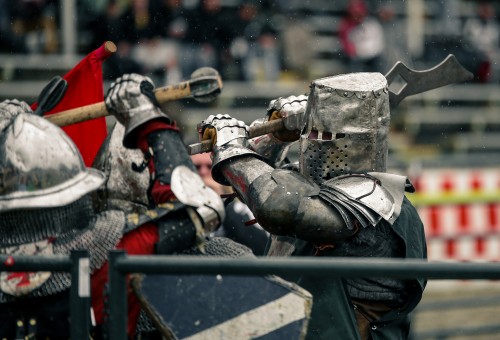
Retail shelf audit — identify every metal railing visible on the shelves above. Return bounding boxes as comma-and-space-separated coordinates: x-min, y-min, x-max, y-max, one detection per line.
107, 250, 500, 340
0, 250, 90, 340
2, 250, 500, 338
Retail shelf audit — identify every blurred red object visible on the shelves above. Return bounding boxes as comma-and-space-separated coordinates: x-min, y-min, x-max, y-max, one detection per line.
32, 42, 114, 166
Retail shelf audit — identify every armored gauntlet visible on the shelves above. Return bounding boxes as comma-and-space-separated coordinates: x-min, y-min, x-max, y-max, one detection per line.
105, 73, 172, 148
105, 75, 225, 234
199, 114, 263, 185
267, 94, 308, 142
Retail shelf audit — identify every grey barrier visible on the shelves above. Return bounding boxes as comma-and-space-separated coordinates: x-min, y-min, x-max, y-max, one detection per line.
0, 250, 90, 339
107, 250, 500, 340
2, 249, 499, 338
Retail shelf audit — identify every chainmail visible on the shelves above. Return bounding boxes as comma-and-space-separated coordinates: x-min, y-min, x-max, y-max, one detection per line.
0, 196, 95, 248
0, 196, 125, 302
181, 236, 255, 258
135, 311, 159, 336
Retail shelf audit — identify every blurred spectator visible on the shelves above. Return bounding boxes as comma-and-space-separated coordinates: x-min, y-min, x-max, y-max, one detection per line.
191, 152, 270, 256
2, 0, 59, 54
225, 1, 281, 81
0, 0, 26, 53
376, 3, 409, 73
0, 0, 21, 52
116, 0, 163, 45
97, 0, 178, 84
280, 10, 314, 80
462, 1, 500, 83
181, 0, 233, 81
159, 0, 190, 42
338, 0, 386, 73
190, 152, 232, 197
435, 1, 462, 37
81, 0, 281, 83
82, 0, 128, 52
155, 0, 191, 83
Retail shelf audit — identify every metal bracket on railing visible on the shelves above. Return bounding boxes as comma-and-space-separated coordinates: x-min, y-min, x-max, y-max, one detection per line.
0, 250, 90, 340
108, 250, 128, 340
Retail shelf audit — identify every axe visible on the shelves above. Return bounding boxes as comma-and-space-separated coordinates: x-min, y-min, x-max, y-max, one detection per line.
45, 66, 223, 127
188, 54, 473, 155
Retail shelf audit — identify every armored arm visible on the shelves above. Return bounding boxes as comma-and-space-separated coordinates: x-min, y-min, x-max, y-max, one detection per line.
105, 74, 225, 248
218, 156, 355, 245
247, 95, 307, 167
199, 113, 355, 245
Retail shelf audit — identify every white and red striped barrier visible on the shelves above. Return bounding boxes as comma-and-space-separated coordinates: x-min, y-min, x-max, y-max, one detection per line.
407, 168, 500, 262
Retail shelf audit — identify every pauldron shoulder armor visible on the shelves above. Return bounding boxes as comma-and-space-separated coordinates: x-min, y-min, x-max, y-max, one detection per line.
319, 172, 412, 229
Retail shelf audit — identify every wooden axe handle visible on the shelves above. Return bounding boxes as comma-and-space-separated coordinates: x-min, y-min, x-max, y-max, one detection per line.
46, 82, 193, 127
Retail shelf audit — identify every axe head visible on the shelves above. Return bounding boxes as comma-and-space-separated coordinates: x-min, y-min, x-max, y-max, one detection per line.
385, 54, 474, 109
190, 67, 223, 103
33, 76, 68, 116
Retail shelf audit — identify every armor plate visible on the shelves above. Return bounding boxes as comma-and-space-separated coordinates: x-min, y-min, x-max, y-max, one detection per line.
300, 72, 390, 184
0, 113, 104, 211
320, 172, 408, 225
92, 123, 150, 214
171, 165, 225, 231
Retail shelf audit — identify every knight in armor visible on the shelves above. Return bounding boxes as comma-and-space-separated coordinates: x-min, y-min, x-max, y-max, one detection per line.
199, 72, 427, 339
0, 74, 251, 338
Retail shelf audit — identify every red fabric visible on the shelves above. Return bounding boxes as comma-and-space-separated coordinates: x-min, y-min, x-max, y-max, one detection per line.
32, 42, 112, 166
151, 181, 176, 204
91, 223, 159, 336
475, 60, 491, 83
135, 120, 179, 153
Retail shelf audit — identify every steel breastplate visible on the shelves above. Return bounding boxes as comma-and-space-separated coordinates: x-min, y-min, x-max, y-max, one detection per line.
319, 172, 408, 229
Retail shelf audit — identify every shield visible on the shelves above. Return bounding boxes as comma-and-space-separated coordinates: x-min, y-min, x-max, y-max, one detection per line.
131, 273, 312, 339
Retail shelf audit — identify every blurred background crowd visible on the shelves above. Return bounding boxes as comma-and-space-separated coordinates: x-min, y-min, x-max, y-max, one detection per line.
2, 0, 500, 185
2, 1, 500, 337
1, 0, 500, 84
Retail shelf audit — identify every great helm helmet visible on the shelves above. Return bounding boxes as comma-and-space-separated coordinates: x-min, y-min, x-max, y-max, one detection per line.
0, 108, 105, 212
299, 72, 390, 184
